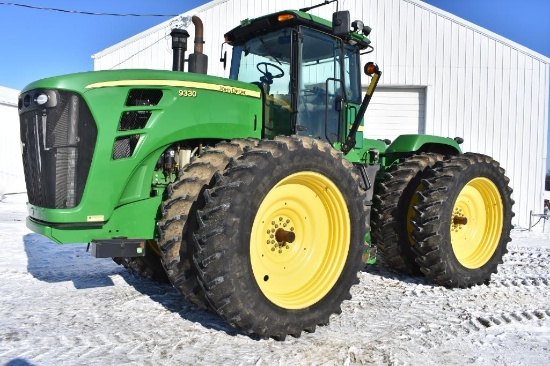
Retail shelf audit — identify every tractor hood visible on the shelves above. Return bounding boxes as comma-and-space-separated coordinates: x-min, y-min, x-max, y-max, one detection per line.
18, 69, 262, 242
21, 69, 260, 98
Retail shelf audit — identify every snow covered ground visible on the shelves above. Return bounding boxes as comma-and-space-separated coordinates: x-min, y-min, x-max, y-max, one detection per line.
1, 193, 549, 365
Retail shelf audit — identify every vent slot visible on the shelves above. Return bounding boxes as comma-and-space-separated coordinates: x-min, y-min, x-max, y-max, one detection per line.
126, 89, 163, 106
118, 111, 151, 131
113, 135, 140, 160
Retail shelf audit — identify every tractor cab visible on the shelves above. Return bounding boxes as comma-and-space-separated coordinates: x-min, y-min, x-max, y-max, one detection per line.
225, 10, 372, 145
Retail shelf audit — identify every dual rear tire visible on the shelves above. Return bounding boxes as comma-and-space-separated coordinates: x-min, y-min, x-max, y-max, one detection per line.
411, 153, 514, 287
373, 152, 513, 288
161, 136, 368, 339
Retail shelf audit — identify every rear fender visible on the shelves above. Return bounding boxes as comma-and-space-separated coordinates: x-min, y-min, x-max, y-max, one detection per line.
384, 134, 462, 167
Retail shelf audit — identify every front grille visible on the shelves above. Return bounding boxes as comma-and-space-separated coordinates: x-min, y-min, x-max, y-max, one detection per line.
19, 90, 97, 209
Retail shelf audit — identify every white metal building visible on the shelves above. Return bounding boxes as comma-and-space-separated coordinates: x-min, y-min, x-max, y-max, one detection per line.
93, 0, 550, 228
0, 86, 25, 197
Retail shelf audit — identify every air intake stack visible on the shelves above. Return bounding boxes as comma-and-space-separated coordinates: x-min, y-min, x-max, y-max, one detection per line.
170, 28, 189, 72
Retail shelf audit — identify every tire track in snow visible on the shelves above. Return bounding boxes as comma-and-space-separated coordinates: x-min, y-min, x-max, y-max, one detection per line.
351, 243, 550, 357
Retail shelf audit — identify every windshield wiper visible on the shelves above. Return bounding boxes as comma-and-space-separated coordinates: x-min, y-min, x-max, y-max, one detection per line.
258, 35, 282, 65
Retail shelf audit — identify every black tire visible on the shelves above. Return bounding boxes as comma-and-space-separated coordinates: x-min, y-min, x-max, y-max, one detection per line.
112, 240, 169, 282
411, 153, 514, 288
157, 139, 256, 309
192, 136, 368, 340
372, 153, 443, 275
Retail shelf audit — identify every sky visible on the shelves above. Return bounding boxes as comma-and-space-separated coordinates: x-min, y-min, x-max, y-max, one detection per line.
0, 0, 549, 167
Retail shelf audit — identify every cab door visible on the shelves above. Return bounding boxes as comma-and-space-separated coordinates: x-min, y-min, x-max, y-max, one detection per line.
296, 27, 345, 142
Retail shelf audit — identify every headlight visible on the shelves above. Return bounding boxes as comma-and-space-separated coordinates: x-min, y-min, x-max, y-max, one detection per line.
35, 93, 49, 105
18, 89, 58, 113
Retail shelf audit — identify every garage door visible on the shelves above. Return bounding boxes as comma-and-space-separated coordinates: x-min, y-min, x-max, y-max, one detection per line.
362, 87, 426, 142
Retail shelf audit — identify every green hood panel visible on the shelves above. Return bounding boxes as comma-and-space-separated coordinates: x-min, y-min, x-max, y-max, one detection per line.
22, 69, 263, 227
22, 69, 261, 96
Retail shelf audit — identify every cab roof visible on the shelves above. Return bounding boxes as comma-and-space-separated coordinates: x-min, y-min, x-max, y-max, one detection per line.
224, 10, 371, 50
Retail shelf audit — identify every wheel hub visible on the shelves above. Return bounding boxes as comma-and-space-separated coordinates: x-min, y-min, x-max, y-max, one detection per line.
264, 216, 296, 253
452, 208, 468, 230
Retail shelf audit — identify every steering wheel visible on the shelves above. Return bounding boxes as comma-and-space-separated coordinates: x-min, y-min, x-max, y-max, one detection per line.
256, 62, 284, 85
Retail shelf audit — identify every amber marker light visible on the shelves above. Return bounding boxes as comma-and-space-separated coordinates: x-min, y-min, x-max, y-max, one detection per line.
364, 62, 379, 76
278, 14, 295, 22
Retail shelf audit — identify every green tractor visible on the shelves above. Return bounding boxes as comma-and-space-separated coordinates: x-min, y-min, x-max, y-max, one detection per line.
18, 2, 513, 340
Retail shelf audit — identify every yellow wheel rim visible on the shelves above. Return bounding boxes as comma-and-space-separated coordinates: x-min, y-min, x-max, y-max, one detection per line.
147, 240, 162, 257
406, 183, 422, 245
250, 171, 351, 310
450, 177, 503, 269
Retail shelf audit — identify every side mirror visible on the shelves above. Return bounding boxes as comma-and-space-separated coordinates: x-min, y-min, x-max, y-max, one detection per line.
220, 42, 228, 70
332, 11, 350, 37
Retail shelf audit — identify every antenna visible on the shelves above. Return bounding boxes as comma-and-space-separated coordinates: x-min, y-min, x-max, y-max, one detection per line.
299, 0, 338, 13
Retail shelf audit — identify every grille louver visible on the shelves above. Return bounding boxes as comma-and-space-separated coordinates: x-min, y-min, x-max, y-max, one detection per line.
113, 135, 140, 160
118, 111, 151, 131
126, 89, 163, 106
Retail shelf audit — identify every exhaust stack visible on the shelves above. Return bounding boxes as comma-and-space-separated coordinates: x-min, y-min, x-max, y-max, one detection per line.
188, 16, 208, 74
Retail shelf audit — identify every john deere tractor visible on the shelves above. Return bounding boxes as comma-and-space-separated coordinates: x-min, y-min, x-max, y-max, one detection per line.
18, 1, 513, 340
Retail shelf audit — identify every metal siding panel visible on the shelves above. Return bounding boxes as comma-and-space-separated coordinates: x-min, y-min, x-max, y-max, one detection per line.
448, 21, 460, 138
541, 63, 550, 216
419, 8, 430, 86
469, 32, 482, 152
521, 56, 534, 225
500, 46, 511, 173
440, 17, 452, 138
477, 35, 489, 154
507, 49, 519, 211
397, 1, 408, 84
412, 5, 422, 85
389, 0, 399, 84
425, 12, 438, 133
375, 0, 386, 70
432, 15, 445, 136
485, 39, 497, 158
147, 33, 157, 70
515, 53, 526, 218
133, 40, 141, 69
460, 29, 474, 147
455, 25, 467, 141
493, 42, 504, 160
513, 51, 527, 227
529, 61, 542, 217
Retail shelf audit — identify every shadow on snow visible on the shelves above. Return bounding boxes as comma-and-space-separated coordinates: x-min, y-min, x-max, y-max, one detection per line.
22, 232, 240, 337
